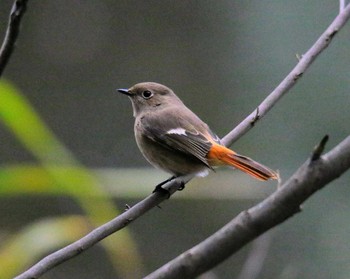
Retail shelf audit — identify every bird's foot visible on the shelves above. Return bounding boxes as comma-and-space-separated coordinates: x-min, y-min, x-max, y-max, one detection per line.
152, 176, 176, 199
153, 184, 171, 199
177, 181, 185, 191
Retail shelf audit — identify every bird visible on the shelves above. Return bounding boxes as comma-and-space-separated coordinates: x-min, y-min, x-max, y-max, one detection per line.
117, 82, 277, 194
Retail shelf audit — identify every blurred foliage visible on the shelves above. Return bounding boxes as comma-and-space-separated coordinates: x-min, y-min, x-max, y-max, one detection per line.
0, 80, 144, 278
0, 216, 91, 278
0, 164, 276, 199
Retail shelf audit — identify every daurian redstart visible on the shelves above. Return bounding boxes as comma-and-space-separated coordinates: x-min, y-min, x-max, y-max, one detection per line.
118, 82, 277, 192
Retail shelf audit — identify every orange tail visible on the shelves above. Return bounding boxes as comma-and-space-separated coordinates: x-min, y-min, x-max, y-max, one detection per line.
207, 144, 277, 181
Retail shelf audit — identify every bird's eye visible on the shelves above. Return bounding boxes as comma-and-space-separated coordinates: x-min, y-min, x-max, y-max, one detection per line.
141, 90, 153, 99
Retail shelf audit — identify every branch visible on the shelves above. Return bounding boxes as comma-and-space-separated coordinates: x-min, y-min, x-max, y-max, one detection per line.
15, 4, 350, 279
14, 184, 181, 279
145, 135, 350, 279
0, 0, 28, 77
340, 0, 346, 12
221, 3, 350, 147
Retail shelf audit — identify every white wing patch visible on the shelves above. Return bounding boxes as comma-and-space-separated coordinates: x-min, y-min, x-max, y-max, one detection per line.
167, 128, 187, 136
195, 169, 209, 177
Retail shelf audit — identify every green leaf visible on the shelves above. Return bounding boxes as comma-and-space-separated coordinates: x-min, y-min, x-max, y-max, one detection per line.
0, 80, 144, 278
0, 216, 91, 279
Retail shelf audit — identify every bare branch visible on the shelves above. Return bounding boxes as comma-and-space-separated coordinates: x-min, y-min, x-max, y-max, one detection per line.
340, 0, 346, 12
14, 3, 350, 279
145, 136, 350, 279
221, 4, 350, 147
310, 135, 329, 161
0, 0, 28, 77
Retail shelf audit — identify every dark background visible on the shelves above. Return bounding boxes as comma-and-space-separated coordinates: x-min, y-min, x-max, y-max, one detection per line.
0, 1, 350, 278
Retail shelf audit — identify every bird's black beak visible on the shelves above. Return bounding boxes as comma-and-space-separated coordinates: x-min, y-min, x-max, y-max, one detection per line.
117, 88, 132, 96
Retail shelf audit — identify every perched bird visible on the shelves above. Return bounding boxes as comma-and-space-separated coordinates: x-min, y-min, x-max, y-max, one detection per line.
118, 82, 277, 193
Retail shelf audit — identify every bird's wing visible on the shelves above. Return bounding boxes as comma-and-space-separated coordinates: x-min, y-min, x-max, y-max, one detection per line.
140, 113, 219, 168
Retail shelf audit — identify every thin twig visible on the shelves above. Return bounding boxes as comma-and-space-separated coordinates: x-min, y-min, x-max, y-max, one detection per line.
14, 180, 182, 279
221, 3, 350, 147
0, 0, 28, 77
145, 136, 350, 279
310, 135, 329, 162
15, 3, 350, 279
340, 0, 346, 13
250, 106, 260, 127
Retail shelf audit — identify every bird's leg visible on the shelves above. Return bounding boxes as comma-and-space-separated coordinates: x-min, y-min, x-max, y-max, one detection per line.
153, 176, 186, 197
153, 176, 176, 197
154, 175, 176, 189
